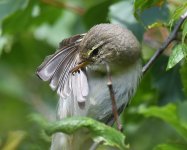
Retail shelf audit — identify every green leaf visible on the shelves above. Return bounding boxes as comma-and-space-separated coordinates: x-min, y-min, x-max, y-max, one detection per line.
2, 130, 26, 150
167, 43, 187, 70
82, 0, 110, 9
83, 0, 115, 29
134, 0, 165, 12
109, 0, 169, 41
0, 0, 29, 21
139, 103, 187, 140
32, 115, 128, 150
154, 143, 187, 150
180, 62, 187, 95
148, 22, 165, 29
133, 0, 165, 21
182, 21, 187, 43
151, 57, 185, 103
172, 2, 187, 20
169, 2, 187, 27
2, 0, 61, 34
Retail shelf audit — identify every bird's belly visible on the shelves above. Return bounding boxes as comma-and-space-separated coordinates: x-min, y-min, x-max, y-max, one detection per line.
86, 60, 142, 121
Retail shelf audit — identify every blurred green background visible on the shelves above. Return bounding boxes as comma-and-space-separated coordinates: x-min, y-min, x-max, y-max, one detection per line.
0, 0, 187, 149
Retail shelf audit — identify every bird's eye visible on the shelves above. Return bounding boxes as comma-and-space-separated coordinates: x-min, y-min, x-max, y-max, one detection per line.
91, 48, 99, 56
88, 41, 104, 58
88, 47, 100, 58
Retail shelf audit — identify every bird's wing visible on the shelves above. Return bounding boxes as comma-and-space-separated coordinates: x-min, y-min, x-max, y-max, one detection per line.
36, 34, 89, 103
58, 34, 86, 49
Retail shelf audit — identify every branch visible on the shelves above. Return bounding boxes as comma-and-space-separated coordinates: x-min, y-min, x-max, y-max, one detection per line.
41, 0, 85, 15
142, 10, 187, 74
105, 63, 123, 132
168, 0, 183, 6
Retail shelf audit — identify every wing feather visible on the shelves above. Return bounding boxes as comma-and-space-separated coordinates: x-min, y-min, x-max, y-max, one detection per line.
36, 46, 75, 81
59, 34, 85, 49
36, 34, 89, 104
49, 47, 77, 90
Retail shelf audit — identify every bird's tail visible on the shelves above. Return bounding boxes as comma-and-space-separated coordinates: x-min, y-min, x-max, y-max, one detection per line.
50, 97, 73, 150
50, 70, 90, 150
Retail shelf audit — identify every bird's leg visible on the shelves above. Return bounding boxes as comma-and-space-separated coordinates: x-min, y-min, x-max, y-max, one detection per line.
105, 63, 123, 132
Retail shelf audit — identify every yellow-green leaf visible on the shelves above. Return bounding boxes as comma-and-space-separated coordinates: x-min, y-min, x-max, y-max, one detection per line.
167, 43, 187, 70
182, 21, 187, 43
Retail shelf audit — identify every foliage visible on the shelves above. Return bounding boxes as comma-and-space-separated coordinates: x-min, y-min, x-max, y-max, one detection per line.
139, 103, 187, 140
153, 143, 187, 150
167, 44, 187, 70
0, 0, 187, 150
31, 115, 128, 150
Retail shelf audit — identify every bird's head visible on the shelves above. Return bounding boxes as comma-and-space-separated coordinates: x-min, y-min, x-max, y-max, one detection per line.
70, 24, 141, 73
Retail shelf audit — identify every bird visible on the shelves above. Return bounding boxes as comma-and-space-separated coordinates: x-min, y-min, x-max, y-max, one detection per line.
36, 23, 142, 150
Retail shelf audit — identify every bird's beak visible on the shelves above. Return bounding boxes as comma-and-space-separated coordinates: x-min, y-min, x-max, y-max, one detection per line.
70, 61, 89, 73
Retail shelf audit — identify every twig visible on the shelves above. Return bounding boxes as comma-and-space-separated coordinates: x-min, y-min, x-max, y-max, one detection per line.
41, 0, 85, 15
105, 63, 123, 131
167, 0, 183, 6
142, 10, 187, 74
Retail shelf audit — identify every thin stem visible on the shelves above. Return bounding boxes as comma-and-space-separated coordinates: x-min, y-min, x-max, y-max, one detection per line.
168, 0, 183, 6
41, 0, 85, 15
105, 63, 123, 132
142, 10, 187, 74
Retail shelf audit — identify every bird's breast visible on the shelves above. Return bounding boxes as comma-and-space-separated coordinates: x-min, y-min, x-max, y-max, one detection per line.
86, 59, 142, 121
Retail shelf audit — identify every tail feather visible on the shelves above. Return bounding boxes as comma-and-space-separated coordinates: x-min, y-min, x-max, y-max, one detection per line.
51, 70, 89, 150
50, 97, 73, 150
51, 133, 71, 150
